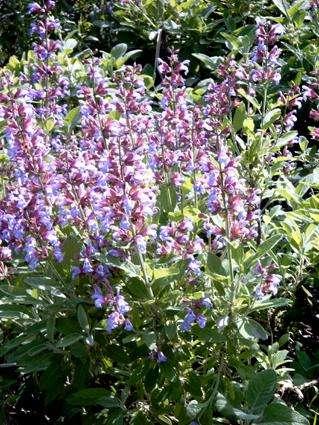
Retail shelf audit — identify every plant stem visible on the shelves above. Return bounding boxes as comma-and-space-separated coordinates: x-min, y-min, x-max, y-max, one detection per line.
219, 164, 235, 307
135, 247, 153, 298
154, 28, 163, 80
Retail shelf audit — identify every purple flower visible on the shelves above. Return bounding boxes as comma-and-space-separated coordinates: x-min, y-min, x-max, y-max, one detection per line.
71, 267, 81, 279
181, 309, 196, 332
123, 197, 134, 214
53, 247, 63, 262
44, 0, 56, 10
92, 286, 105, 308
201, 297, 213, 309
157, 351, 167, 363
106, 312, 121, 333
27, 2, 42, 13
0, 247, 12, 261
82, 258, 93, 274
124, 319, 133, 331
115, 293, 130, 314
188, 258, 202, 276
135, 235, 147, 254
95, 264, 109, 278
196, 314, 207, 329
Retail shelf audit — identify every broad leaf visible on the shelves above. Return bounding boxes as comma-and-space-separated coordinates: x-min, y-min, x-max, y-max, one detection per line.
246, 370, 277, 413
258, 402, 309, 424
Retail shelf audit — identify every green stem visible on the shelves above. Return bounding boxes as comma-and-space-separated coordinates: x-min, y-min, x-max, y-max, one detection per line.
136, 249, 154, 299
122, 108, 154, 299
219, 163, 236, 318
154, 28, 163, 80
261, 82, 269, 125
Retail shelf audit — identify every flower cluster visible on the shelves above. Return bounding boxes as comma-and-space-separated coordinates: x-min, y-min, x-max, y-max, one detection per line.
253, 262, 281, 299
0, 3, 287, 349
92, 285, 133, 332
303, 70, 319, 140
180, 297, 213, 332
204, 145, 260, 246
279, 85, 303, 130
250, 19, 284, 85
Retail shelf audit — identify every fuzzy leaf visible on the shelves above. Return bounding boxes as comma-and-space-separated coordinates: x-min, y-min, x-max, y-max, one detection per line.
258, 402, 309, 424
246, 370, 277, 413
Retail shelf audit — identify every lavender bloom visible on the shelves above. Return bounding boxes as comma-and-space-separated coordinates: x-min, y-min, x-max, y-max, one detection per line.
27, 2, 42, 13
124, 319, 133, 331
135, 235, 147, 254
181, 309, 196, 332
82, 258, 93, 274
157, 351, 167, 363
196, 314, 207, 329
71, 267, 81, 279
0, 247, 12, 261
201, 297, 213, 309
45, 0, 56, 10
106, 312, 121, 333
92, 286, 105, 308
53, 247, 63, 262
188, 258, 202, 276
115, 293, 130, 314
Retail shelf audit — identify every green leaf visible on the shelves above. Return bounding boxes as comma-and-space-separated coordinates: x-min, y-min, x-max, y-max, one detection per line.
275, 131, 298, 148
67, 388, 121, 408
152, 262, 183, 295
259, 402, 309, 424
221, 32, 240, 50
104, 255, 141, 279
25, 276, 66, 298
215, 393, 260, 421
237, 88, 260, 109
141, 331, 156, 349
206, 253, 227, 277
261, 109, 281, 129
158, 415, 172, 425
0, 305, 31, 319
251, 298, 291, 312
142, 74, 154, 89
44, 118, 55, 133
243, 117, 255, 133
115, 49, 142, 67
62, 234, 82, 265
77, 304, 90, 334
63, 38, 78, 52
159, 184, 177, 213
7, 55, 21, 71
21, 353, 53, 373
55, 333, 83, 348
246, 370, 277, 413
192, 53, 222, 71
245, 235, 282, 269
111, 43, 128, 59
163, 19, 180, 32
272, 0, 289, 15
126, 277, 148, 300
145, 366, 159, 392
233, 103, 246, 133
186, 400, 202, 418
65, 107, 80, 130
238, 318, 268, 340
46, 315, 55, 342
